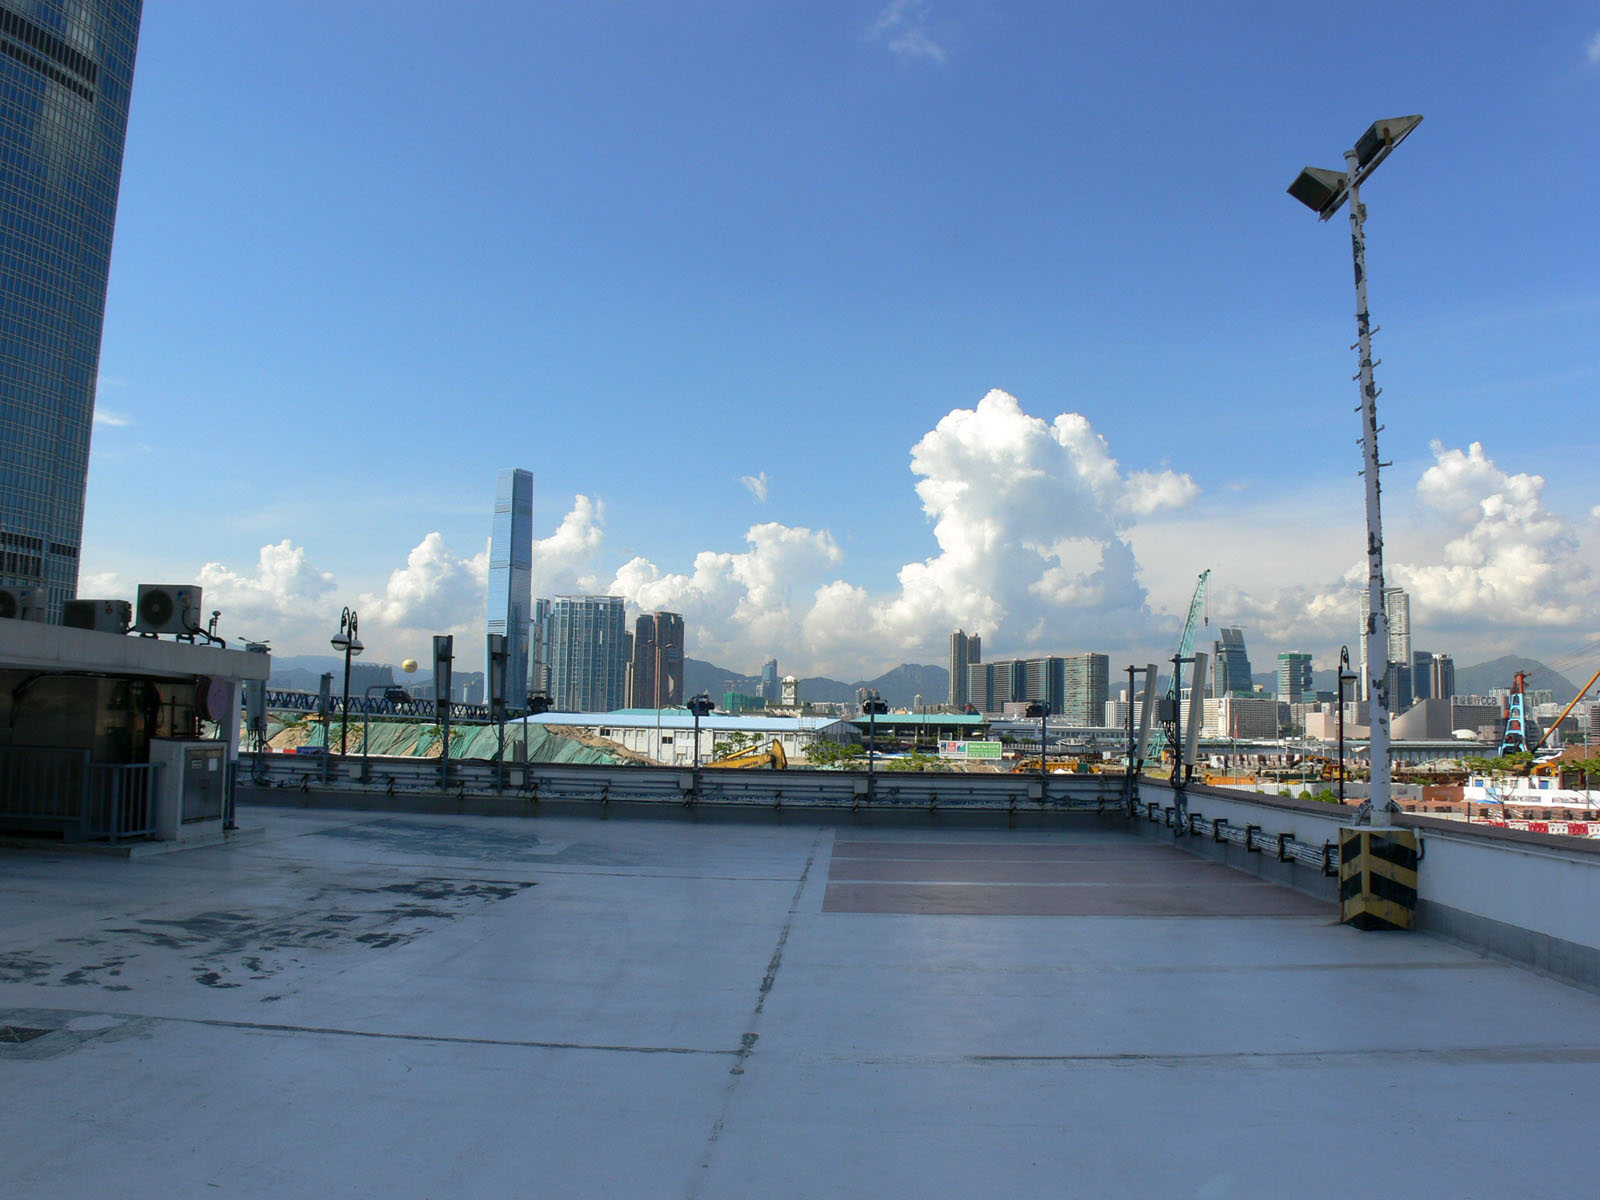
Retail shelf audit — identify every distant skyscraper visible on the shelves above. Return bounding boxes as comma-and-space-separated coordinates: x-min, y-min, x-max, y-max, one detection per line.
530, 598, 553, 697
1359, 586, 1412, 706
0, 0, 143, 620
1411, 650, 1433, 702
1430, 653, 1455, 702
1213, 628, 1253, 697
759, 658, 778, 702
1276, 652, 1313, 703
949, 630, 981, 708
1062, 653, 1109, 725
630, 612, 684, 708
486, 469, 533, 709
968, 659, 1023, 714
1023, 656, 1065, 716
549, 596, 628, 712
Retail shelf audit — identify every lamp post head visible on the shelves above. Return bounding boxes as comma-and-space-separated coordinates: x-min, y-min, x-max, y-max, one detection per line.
1288, 115, 1422, 219
331, 632, 350, 652
687, 694, 715, 718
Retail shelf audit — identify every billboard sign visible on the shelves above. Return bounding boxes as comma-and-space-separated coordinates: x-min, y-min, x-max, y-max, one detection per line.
939, 740, 1003, 760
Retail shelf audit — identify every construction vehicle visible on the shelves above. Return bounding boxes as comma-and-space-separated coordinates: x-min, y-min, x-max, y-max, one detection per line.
705, 740, 787, 769
1011, 757, 1083, 775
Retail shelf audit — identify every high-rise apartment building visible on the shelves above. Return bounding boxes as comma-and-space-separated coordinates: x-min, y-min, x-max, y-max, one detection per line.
1430, 653, 1455, 702
1212, 628, 1253, 697
486, 469, 533, 710
530, 598, 553, 697
1062, 653, 1109, 725
630, 611, 684, 709
968, 659, 1024, 714
549, 595, 628, 713
1023, 656, 1065, 716
1276, 652, 1313, 704
1358, 586, 1412, 707
949, 630, 981, 708
0, 0, 143, 620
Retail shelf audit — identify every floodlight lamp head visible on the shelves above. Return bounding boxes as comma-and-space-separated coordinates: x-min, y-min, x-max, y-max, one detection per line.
1288, 166, 1350, 219
1354, 114, 1423, 173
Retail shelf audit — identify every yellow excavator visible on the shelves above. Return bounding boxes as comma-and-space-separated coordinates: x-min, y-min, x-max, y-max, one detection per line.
705, 740, 787, 769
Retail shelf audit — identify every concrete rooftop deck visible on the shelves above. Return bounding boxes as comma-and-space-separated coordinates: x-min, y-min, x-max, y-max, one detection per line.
4, 806, 1598, 1198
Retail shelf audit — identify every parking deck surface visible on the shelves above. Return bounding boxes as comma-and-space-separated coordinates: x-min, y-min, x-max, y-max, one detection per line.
2, 806, 1597, 1198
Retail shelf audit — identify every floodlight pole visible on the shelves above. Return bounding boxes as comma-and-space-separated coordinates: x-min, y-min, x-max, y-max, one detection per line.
1344, 153, 1393, 827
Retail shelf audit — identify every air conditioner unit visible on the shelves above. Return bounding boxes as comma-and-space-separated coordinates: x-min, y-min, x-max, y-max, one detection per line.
0, 586, 45, 621
134, 584, 203, 636
62, 598, 133, 634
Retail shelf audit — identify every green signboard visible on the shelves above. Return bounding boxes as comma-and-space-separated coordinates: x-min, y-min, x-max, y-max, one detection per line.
939, 740, 1003, 760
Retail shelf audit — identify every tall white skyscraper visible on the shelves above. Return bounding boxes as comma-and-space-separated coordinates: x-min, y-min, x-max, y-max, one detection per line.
486, 469, 533, 709
1359, 586, 1411, 706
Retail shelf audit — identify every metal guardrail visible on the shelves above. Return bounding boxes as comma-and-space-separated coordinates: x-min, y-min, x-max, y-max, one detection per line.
0, 746, 159, 841
241, 752, 1125, 814
1138, 799, 1341, 874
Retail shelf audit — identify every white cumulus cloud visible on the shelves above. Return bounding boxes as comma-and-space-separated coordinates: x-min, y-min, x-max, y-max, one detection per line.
197, 540, 337, 644
1395, 440, 1591, 629
595, 388, 1200, 674
1205, 439, 1599, 662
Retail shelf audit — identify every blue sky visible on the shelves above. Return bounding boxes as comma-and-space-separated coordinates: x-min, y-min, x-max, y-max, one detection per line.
81, 2, 1600, 679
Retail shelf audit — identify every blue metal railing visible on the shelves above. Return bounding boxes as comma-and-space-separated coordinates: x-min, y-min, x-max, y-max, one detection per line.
0, 746, 159, 841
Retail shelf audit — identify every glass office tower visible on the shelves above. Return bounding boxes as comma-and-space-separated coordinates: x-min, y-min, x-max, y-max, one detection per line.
0, 1, 143, 619
486, 469, 533, 710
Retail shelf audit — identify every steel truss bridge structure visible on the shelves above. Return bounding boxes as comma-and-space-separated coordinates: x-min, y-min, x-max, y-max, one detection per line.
263, 689, 492, 723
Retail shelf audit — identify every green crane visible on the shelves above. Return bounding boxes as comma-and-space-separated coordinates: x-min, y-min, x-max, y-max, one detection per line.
1153, 569, 1210, 763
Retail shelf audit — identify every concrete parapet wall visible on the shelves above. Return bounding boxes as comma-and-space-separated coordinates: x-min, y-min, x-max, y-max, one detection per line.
1142, 780, 1600, 990
1131, 781, 1347, 902
1401, 815, 1600, 990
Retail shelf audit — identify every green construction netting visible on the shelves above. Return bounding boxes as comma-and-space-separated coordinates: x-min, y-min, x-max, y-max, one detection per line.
257, 715, 620, 764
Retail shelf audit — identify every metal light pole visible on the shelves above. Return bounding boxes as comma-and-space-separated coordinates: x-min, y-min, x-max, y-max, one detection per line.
330, 607, 362, 757
1289, 114, 1422, 827
863, 691, 889, 804
1337, 645, 1358, 806
687, 693, 714, 802
1026, 701, 1049, 795
433, 634, 454, 792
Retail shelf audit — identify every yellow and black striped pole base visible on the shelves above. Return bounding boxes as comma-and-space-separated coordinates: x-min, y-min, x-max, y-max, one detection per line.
1339, 829, 1418, 931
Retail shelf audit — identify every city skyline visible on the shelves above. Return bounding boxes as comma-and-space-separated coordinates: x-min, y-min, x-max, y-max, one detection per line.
57, 4, 1600, 678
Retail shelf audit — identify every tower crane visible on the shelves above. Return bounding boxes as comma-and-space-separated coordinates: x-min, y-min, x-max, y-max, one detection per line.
1154, 569, 1210, 764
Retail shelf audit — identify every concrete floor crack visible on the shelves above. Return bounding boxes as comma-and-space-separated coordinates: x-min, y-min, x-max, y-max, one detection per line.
689, 829, 824, 1198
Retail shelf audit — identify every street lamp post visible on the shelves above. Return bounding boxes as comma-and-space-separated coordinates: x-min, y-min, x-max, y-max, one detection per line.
1337, 645, 1358, 807
1026, 701, 1049, 796
330, 607, 363, 757
686, 693, 714, 802
1289, 114, 1422, 827
863, 691, 889, 804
